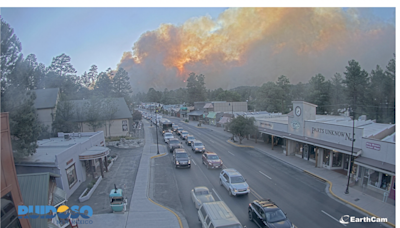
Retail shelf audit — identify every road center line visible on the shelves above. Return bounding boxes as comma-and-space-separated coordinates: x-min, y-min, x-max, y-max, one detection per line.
227, 151, 235, 156
212, 188, 222, 201
321, 210, 346, 226
249, 187, 262, 200
191, 159, 197, 166
259, 171, 272, 179
210, 139, 214, 143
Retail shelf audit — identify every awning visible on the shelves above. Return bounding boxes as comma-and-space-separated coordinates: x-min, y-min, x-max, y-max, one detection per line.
285, 134, 362, 156
218, 117, 231, 124
79, 146, 110, 160
188, 110, 204, 116
259, 128, 290, 138
355, 157, 395, 175
206, 112, 217, 118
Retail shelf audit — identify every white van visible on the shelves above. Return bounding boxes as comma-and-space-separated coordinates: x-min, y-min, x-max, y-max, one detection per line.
198, 201, 244, 228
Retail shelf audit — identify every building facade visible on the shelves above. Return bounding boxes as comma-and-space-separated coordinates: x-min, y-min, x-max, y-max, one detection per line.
255, 101, 395, 201
15, 132, 109, 199
1, 113, 31, 228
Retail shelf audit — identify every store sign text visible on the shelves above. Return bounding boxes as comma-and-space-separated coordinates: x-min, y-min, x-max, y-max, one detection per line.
311, 127, 353, 141
260, 122, 273, 129
366, 142, 381, 151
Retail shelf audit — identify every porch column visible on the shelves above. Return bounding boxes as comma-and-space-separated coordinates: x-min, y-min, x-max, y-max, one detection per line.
315, 147, 319, 167
104, 155, 109, 172
271, 135, 274, 150
89, 160, 95, 179
98, 158, 104, 178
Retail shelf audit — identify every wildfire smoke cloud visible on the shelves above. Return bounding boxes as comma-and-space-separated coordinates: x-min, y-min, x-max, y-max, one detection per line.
118, 8, 394, 92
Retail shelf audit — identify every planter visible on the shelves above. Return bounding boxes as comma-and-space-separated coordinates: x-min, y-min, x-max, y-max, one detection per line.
78, 176, 103, 203
107, 155, 118, 170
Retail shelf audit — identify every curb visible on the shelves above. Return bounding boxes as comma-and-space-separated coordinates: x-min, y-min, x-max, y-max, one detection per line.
149, 153, 184, 228
303, 170, 395, 228
226, 139, 254, 148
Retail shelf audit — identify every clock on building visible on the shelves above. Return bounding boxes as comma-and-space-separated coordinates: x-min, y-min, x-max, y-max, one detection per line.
295, 106, 301, 116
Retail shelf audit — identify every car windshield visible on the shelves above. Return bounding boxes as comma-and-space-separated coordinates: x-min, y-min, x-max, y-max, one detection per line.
188, 137, 195, 140
265, 209, 287, 223
178, 127, 183, 130
176, 153, 188, 158
208, 155, 219, 160
196, 190, 209, 195
169, 140, 179, 144
194, 143, 203, 147
165, 133, 173, 137
230, 176, 245, 183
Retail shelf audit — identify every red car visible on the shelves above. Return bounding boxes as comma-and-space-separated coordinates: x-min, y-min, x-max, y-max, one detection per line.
202, 152, 223, 169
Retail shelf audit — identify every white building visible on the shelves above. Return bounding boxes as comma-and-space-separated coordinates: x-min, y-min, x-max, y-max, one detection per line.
254, 101, 395, 201
15, 131, 109, 199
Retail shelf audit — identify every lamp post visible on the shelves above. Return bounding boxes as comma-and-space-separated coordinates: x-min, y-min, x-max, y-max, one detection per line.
155, 105, 160, 154
345, 106, 356, 194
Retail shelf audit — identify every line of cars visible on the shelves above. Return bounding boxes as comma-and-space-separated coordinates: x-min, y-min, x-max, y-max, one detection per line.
164, 122, 295, 228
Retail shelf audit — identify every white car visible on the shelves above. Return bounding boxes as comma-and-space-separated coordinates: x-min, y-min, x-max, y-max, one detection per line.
219, 169, 250, 196
164, 132, 174, 143
191, 186, 215, 209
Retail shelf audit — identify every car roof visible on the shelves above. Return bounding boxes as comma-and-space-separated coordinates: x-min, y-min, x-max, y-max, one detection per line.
175, 148, 187, 153
182, 131, 188, 133
201, 201, 241, 226
169, 138, 179, 141
187, 135, 194, 137
223, 169, 242, 176
193, 140, 203, 143
254, 199, 279, 210
204, 151, 217, 156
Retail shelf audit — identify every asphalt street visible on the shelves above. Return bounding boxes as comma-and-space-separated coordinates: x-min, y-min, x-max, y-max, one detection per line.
148, 116, 386, 228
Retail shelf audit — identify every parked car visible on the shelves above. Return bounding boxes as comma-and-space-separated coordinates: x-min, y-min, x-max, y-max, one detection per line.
198, 201, 244, 228
176, 127, 184, 135
191, 186, 215, 209
164, 132, 174, 143
191, 140, 206, 153
173, 148, 191, 168
186, 135, 196, 146
219, 169, 250, 196
248, 199, 296, 228
202, 152, 223, 169
167, 138, 183, 152
180, 131, 189, 140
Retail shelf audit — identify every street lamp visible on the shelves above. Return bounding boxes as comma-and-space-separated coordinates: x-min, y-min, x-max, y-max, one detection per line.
155, 104, 160, 154
229, 102, 233, 117
345, 106, 356, 194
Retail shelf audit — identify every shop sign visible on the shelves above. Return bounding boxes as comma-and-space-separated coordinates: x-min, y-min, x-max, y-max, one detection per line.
291, 121, 300, 129
66, 158, 74, 166
260, 122, 273, 129
366, 142, 381, 151
311, 127, 352, 141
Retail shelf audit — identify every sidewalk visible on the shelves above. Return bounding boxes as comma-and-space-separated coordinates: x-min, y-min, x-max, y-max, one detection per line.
80, 120, 185, 228
177, 118, 396, 226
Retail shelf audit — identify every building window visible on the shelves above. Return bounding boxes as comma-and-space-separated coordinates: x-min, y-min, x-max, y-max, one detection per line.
66, 164, 77, 188
1, 192, 22, 228
309, 146, 316, 160
332, 152, 343, 167
323, 149, 330, 166
295, 143, 302, 156
380, 174, 392, 191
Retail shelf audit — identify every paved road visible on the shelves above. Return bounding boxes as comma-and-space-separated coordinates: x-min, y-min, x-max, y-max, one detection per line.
148, 117, 386, 228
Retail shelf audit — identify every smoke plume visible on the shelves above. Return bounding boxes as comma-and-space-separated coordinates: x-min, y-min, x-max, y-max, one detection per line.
118, 8, 395, 92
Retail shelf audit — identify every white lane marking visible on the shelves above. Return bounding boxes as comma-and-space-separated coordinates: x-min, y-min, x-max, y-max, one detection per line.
210, 139, 214, 143
259, 171, 272, 179
227, 151, 235, 156
212, 188, 222, 201
191, 159, 197, 166
321, 210, 346, 226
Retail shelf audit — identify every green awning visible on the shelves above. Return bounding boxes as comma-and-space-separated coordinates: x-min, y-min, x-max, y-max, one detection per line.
207, 112, 216, 118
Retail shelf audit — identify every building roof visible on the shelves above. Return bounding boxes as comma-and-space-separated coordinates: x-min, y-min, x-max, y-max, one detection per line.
188, 110, 204, 116
66, 97, 132, 122
18, 132, 103, 164
17, 172, 64, 228
382, 132, 395, 143
33, 88, 59, 109
218, 117, 231, 124
204, 103, 214, 109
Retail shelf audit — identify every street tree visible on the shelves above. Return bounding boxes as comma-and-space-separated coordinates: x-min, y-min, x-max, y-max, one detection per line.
52, 100, 79, 133
228, 115, 257, 144
343, 60, 369, 118
112, 67, 132, 98
306, 74, 331, 114
186, 72, 206, 105
94, 71, 113, 98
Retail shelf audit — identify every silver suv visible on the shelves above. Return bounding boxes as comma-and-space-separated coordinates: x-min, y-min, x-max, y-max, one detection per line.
167, 138, 183, 153
191, 140, 205, 153
219, 169, 250, 196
